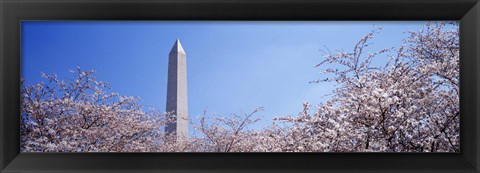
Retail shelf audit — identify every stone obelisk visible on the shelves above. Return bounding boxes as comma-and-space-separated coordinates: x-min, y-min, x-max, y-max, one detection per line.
165, 38, 188, 140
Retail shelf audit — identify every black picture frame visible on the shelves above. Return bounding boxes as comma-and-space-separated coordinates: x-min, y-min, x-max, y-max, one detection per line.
1, 0, 479, 172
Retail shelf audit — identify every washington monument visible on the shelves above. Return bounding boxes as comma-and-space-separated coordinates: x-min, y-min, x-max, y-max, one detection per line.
165, 39, 188, 139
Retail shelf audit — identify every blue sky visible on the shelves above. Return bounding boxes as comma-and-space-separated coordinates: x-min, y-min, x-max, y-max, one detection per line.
21, 21, 432, 132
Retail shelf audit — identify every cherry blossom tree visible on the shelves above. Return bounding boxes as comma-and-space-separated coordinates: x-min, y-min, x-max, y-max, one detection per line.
21, 67, 169, 152
271, 21, 459, 152
189, 107, 264, 152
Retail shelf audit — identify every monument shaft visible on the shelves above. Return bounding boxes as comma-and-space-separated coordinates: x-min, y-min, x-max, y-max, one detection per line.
165, 39, 188, 139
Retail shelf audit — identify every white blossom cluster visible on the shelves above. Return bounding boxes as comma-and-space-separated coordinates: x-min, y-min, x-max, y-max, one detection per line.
262, 21, 459, 152
21, 22, 459, 152
21, 67, 166, 152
